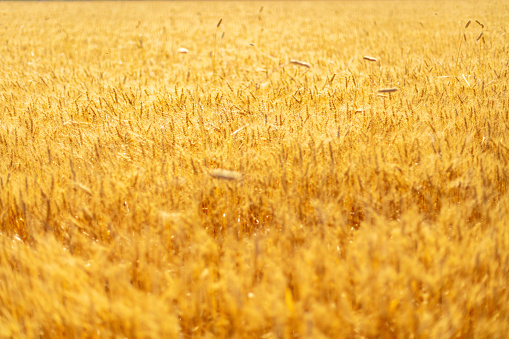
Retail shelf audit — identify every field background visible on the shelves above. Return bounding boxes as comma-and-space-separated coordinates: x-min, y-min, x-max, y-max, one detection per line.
1, 1, 509, 338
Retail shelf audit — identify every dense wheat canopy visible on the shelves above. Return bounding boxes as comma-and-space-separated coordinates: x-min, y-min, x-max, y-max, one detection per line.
1, 1, 509, 337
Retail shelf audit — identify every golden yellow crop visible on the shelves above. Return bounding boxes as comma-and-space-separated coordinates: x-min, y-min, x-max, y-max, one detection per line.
1, 1, 508, 337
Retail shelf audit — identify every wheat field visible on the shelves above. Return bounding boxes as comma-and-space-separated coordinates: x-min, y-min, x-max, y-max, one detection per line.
1, 1, 508, 338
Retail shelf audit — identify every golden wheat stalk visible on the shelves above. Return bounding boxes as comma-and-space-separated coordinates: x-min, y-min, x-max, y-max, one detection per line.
363, 56, 377, 62
378, 87, 398, 93
290, 59, 311, 68
208, 169, 243, 181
